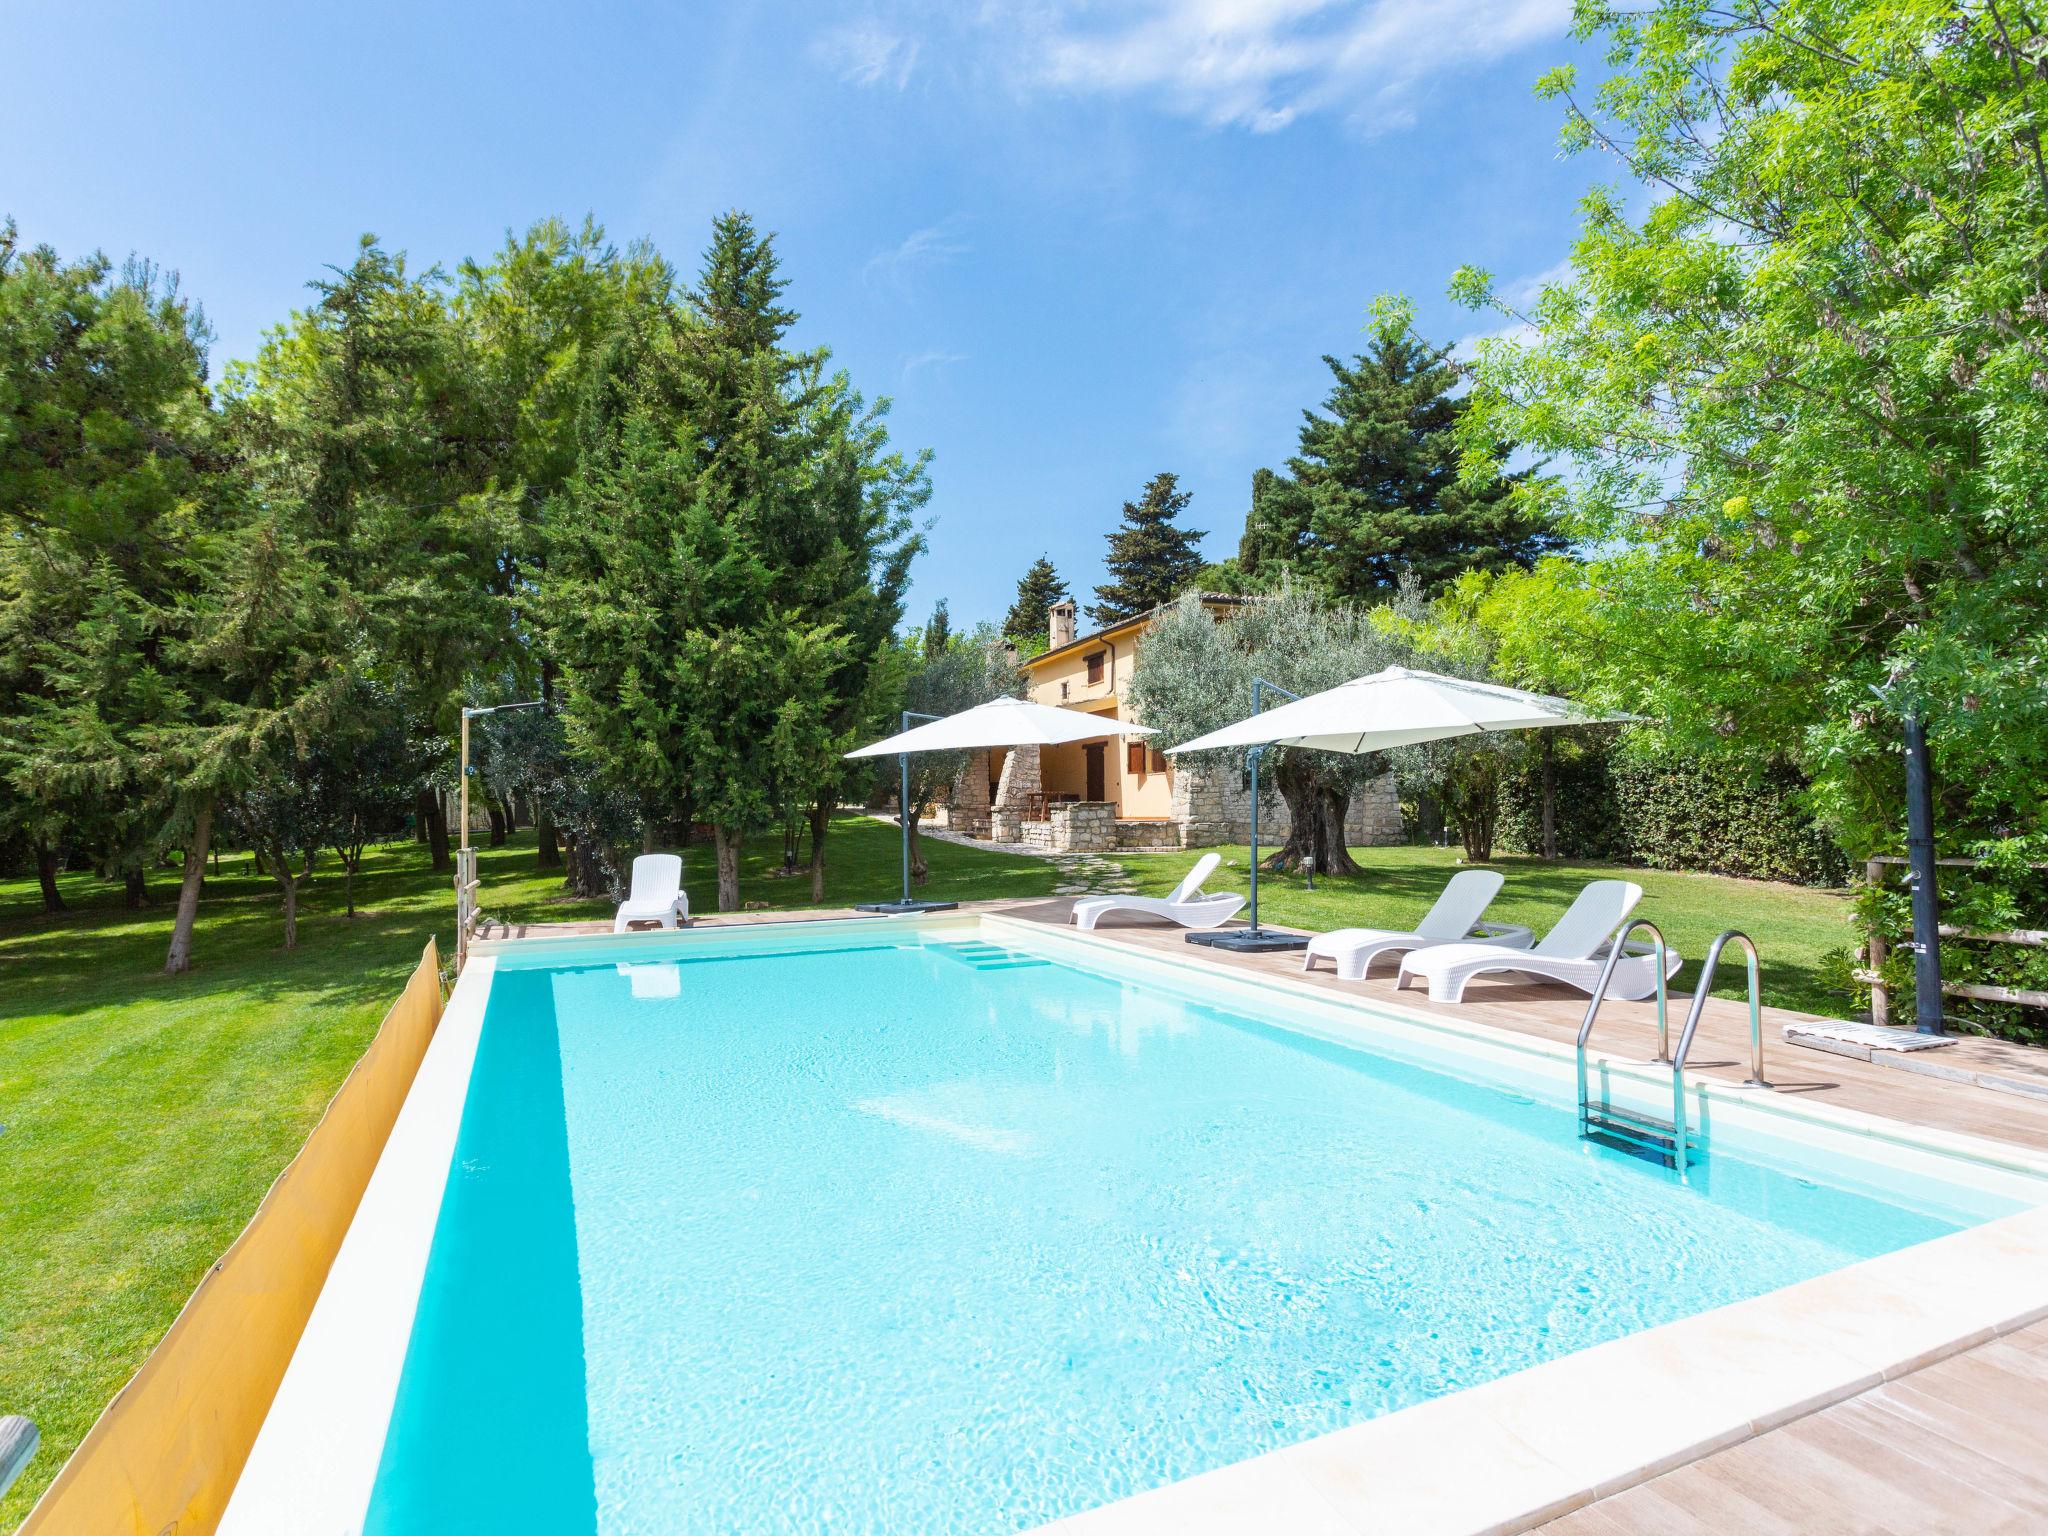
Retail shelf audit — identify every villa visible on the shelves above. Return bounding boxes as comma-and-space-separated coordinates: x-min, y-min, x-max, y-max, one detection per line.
946, 595, 1404, 853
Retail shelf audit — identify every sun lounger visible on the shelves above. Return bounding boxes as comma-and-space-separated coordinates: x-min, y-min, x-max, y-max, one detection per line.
1395, 878, 1679, 1003
1302, 869, 1528, 980
1071, 851, 1246, 932
613, 853, 689, 933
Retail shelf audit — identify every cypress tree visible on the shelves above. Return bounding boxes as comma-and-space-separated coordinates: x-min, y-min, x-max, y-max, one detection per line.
1240, 331, 1559, 600
1089, 472, 1206, 625
1003, 555, 1069, 646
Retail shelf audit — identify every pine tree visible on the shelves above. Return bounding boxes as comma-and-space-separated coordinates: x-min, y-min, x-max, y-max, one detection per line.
1003, 555, 1069, 647
923, 599, 951, 657
1239, 331, 1559, 600
1089, 472, 1206, 626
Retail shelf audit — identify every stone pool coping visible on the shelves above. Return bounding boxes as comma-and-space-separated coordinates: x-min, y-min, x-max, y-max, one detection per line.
218, 917, 2048, 1535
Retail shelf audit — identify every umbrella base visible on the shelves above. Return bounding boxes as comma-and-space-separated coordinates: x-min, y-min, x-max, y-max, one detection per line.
1186, 928, 1310, 953
855, 899, 960, 915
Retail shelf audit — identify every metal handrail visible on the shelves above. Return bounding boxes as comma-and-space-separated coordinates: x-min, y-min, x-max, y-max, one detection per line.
1674, 930, 1767, 1088
1576, 918, 1672, 1059
0, 1415, 38, 1501
1574, 918, 1671, 1156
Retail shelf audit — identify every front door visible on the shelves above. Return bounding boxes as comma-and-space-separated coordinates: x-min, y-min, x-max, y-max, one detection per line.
1084, 742, 1105, 802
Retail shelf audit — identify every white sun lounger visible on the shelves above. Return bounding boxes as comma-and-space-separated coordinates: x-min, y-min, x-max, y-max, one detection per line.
613, 853, 689, 933
1071, 851, 1246, 932
1395, 878, 1679, 1004
1302, 869, 1529, 981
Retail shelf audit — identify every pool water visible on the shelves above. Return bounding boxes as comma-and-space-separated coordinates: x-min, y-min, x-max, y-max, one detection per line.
364, 931, 2005, 1534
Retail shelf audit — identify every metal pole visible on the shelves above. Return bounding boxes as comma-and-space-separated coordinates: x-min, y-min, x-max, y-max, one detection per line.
459, 710, 471, 857
1247, 746, 1262, 932
1903, 710, 1945, 1034
899, 748, 912, 905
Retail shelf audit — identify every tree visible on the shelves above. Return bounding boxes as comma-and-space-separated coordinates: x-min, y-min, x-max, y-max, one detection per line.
1089, 472, 1206, 625
923, 599, 951, 657
1450, 0, 2048, 854
308, 678, 419, 917
1003, 555, 1070, 647
1130, 587, 1410, 874
0, 228, 216, 920
883, 626, 1020, 883
457, 218, 671, 870
1240, 323, 1560, 600
223, 753, 327, 950
227, 236, 515, 876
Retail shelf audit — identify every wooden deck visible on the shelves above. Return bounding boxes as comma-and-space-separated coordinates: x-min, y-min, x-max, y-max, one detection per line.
482, 896, 2048, 1532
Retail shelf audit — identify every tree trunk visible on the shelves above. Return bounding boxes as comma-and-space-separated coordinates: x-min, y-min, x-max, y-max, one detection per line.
906, 809, 928, 885
535, 804, 563, 869
35, 837, 66, 913
422, 789, 450, 872
502, 791, 521, 832
487, 801, 507, 847
1313, 784, 1363, 876
164, 799, 213, 975
124, 866, 149, 908
713, 824, 742, 911
808, 796, 832, 903
1539, 739, 1559, 859
1268, 756, 1319, 872
781, 823, 798, 873
273, 851, 301, 951
343, 854, 358, 918
414, 807, 428, 843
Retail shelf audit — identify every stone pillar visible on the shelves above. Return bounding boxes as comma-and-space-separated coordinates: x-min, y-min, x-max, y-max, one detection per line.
990, 744, 1041, 843
949, 749, 992, 837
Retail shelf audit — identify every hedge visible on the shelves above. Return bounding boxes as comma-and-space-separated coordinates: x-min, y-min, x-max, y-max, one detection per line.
1497, 740, 1848, 888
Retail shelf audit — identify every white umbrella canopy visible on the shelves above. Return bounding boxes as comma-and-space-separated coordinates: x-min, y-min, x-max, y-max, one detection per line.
845, 696, 1155, 758
1167, 667, 1629, 757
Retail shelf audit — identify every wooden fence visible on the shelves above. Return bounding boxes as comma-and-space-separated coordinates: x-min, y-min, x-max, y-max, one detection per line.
1859, 855, 2048, 1026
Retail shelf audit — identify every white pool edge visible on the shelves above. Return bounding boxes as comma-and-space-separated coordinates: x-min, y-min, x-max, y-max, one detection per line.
218, 956, 497, 1536
221, 920, 2048, 1536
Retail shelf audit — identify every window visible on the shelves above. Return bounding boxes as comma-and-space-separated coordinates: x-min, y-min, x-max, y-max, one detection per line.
1085, 651, 1105, 685
1150, 748, 1168, 773
1126, 742, 1146, 775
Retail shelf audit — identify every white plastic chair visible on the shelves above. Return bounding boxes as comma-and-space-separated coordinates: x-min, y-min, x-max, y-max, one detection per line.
1070, 851, 1246, 932
613, 853, 688, 933
1396, 879, 1680, 1003
1303, 869, 1527, 980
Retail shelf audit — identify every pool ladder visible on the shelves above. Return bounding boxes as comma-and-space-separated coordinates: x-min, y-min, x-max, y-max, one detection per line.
1576, 926, 1767, 1175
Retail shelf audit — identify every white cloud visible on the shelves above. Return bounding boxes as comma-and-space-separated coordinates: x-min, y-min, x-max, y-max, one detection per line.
903, 348, 970, 379
863, 221, 972, 290
816, 18, 922, 89
995, 0, 1571, 132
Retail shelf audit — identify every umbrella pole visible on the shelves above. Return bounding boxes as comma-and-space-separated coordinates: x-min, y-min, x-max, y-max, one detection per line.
1187, 679, 1308, 953
856, 709, 958, 916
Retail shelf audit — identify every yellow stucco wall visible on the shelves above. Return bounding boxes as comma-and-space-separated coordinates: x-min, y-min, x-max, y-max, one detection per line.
1021, 617, 1176, 818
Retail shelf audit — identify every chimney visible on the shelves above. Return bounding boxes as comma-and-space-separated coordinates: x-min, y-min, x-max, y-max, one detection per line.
1048, 599, 1076, 649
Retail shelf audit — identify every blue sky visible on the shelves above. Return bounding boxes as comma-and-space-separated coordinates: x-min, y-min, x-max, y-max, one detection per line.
7, 0, 1596, 633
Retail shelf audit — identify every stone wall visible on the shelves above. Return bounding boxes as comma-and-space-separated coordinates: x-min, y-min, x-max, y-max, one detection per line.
1173, 764, 1403, 849
948, 749, 991, 838
989, 743, 1042, 843
1114, 819, 1182, 850
1015, 800, 1116, 853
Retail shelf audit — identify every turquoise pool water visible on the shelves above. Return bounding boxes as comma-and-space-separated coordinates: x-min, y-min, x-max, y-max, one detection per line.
365, 929, 2014, 1534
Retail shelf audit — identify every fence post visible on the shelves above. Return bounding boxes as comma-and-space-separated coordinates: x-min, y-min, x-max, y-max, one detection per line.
1865, 856, 1889, 1028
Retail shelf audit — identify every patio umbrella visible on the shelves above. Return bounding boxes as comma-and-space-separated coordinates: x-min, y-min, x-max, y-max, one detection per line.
1167, 668, 1632, 951
845, 698, 1156, 913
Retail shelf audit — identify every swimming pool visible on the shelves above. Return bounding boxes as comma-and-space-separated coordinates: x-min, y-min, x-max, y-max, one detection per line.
300, 922, 2038, 1535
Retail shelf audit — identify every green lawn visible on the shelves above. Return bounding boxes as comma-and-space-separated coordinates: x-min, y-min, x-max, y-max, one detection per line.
1115, 842, 1856, 1018
0, 814, 1051, 1527
0, 818, 1854, 1526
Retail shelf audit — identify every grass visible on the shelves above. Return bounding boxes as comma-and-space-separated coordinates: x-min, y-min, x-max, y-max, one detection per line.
0, 816, 1855, 1526
0, 813, 1051, 1527
1114, 842, 1857, 1018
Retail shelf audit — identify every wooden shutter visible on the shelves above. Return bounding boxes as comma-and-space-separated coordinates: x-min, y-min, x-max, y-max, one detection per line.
1086, 651, 1105, 684
1127, 742, 1145, 774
